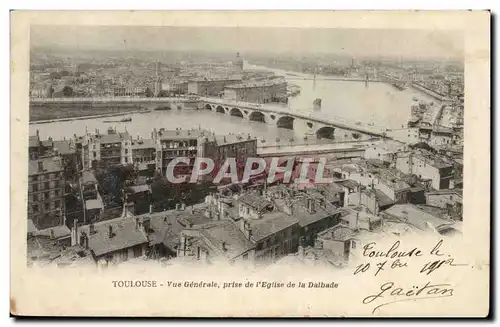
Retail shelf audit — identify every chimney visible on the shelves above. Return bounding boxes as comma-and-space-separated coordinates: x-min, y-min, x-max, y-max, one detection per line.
49, 229, 55, 239
37, 160, 43, 172
219, 204, 225, 220
89, 223, 95, 235
71, 219, 79, 246
175, 203, 181, 211
283, 201, 293, 215
79, 231, 86, 247
108, 225, 113, 238
180, 203, 186, 211
142, 217, 151, 233
307, 198, 316, 214
36, 129, 39, 137
83, 233, 89, 249
298, 236, 306, 259
149, 204, 153, 214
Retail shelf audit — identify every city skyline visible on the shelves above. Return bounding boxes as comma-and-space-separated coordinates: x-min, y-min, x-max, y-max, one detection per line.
31, 26, 464, 60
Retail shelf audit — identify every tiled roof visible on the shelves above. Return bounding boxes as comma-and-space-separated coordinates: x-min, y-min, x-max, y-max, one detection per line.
248, 211, 299, 241
28, 157, 64, 175
79, 216, 149, 257
198, 220, 255, 259
238, 193, 273, 212
382, 204, 455, 232
34, 225, 71, 239
81, 170, 98, 184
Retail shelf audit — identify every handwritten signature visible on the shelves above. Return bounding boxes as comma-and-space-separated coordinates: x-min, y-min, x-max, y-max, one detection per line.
363, 281, 454, 314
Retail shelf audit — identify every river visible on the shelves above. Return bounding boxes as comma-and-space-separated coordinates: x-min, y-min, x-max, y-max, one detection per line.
30, 62, 434, 143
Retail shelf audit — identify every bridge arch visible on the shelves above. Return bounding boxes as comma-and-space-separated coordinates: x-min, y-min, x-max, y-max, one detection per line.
276, 116, 295, 130
248, 111, 266, 123
316, 126, 336, 140
229, 108, 244, 118
215, 105, 225, 114
204, 104, 213, 110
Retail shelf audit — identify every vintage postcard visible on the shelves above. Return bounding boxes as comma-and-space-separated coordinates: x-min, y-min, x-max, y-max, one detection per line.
10, 11, 490, 317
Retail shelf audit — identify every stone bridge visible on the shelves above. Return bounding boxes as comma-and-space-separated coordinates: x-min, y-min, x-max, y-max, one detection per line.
200, 98, 388, 141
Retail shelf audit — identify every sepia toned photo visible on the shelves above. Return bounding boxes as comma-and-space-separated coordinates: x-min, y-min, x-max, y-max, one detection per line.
11, 11, 490, 317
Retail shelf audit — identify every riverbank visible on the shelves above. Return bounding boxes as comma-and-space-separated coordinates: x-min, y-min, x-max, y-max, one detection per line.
29, 110, 143, 125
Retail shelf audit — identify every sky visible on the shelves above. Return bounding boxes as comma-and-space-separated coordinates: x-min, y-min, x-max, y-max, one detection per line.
30, 26, 464, 60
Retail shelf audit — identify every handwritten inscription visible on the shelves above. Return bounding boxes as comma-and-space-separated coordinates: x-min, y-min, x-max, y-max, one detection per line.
363, 281, 454, 314
354, 239, 466, 313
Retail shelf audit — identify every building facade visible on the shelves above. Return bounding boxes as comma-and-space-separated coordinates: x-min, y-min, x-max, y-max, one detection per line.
28, 157, 66, 229
223, 78, 288, 104
81, 128, 133, 169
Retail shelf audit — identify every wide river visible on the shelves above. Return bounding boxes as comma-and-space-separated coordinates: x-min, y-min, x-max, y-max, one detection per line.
30, 62, 435, 142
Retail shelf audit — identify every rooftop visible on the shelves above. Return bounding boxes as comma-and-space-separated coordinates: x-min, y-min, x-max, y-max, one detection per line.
414, 152, 453, 169
29, 135, 40, 148
29, 157, 64, 176
238, 193, 273, 212
382, 204, 456, 232
85, 199, 104, 211
52, 140, 76, 155
216, 134, 255, 146
79, 216, 149, 257
81, 170, 98, 184
131, 138, 157, 149
225, 78, 286, 89
247, 211, 299, 241
197, 220, 255, 260
33, 224, 71, 239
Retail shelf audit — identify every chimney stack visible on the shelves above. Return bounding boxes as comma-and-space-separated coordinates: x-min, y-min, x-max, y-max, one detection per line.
108, 225, 113, 238
307, 198, 316, 214
71, 219, 79, 246
175, 203, 181, 211
149, 204, 153, 214
142, 217, 151, 233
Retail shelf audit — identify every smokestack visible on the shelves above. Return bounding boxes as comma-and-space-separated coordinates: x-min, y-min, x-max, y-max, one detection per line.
108, 225, 113, 238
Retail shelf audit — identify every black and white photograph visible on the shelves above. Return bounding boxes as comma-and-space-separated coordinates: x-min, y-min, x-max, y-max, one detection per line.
10, 10, 490, 317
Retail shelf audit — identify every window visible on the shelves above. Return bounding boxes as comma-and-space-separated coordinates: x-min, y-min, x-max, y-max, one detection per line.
32, 205, 39, 213
133, 246, 143, 258
44, 203, 49, 211
54, 200, 60, 209
55, 190, 60, 197
352, 241, 356, 249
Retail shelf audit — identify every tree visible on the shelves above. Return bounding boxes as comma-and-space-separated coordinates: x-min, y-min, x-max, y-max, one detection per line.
145, 87, 153, 98
62, 86, 74, 97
